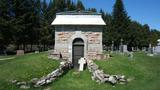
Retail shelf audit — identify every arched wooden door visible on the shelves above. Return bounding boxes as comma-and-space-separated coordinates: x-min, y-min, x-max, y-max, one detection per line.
72, 38, 84, 69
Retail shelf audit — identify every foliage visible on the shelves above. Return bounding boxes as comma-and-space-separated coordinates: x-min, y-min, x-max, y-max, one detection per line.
102, 0, 160, 50
112, 0, 130, 45
76, 0, 85, 10
0, 0, 160, 52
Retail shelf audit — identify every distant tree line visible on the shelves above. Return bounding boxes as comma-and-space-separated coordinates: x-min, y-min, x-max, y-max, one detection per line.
102, 0, 160, 50
0, 0, 160, 53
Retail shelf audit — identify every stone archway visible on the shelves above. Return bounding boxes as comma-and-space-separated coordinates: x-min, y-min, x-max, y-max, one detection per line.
68, 31, 87, 63
72, 38, 84, 69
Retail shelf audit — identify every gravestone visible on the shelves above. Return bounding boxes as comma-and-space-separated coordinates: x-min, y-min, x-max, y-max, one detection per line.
119, 45, 128, 53
119, 39, 128, 53
147, 44, 154, 56
119, 39, 123, 53
111, 41, 114, 53
148, 44, 153, 54
142, 47, 147, 52
131, 47, 134, 51
35, 51, 39, 54
16, 50, 24, 55
106, 54, 110, 59
123, 45, 128, 53
78, 57, 86, 71
154, 39, 160, 55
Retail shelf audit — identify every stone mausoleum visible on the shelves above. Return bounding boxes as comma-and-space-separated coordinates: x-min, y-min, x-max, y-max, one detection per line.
51, 11, 106, 68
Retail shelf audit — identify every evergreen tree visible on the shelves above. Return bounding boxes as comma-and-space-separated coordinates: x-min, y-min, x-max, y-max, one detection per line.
127, 21, 143, 47
66, 0, 76, 11
29, 0, 42, 50
140, 24, 150, 47
40, 0, 55, 49
88, 8, 97, 12
76, 0, 85, 10
112, 0, 130, 45
11, 0, 34, 50
70, 2, 76, 10
149, 30, 160, 46
0, 0, 14, 49
0, 0, 160, 53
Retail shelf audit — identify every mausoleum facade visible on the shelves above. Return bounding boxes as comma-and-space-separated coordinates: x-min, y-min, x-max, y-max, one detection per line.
51, 11, 106, 67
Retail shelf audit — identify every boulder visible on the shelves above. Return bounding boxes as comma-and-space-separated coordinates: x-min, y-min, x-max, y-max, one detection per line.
108, 76, 117, 84
30, 78, 38, 84
46, 79, 52, 84
16, 81, 27, 86
10, 80, 18, 84
20, 85, 30, 89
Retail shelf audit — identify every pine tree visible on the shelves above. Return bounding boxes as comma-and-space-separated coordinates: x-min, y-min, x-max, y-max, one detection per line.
149, 30, 159, 46
88, 8, 97, 12
30, 0, 42, 50
70, 2, 76, 10
40, 0, 55, 50
76, 0, 85, 10
11, 0, 34, 50
66, 0, 76, 11
0, 0, 14, 49
112, 0, 130, 45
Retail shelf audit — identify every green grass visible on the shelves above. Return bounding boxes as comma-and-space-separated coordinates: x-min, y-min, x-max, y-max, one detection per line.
0, 52, 160, 90
0, 55, 14, 59
95, 52, 160, 90
0, 52, 59, 90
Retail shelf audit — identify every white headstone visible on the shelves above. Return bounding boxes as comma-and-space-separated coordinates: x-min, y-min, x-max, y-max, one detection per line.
35, 51, 39, 54
123, 45, 128, 53
78, 57, 86, 71
154, 39, 160, 54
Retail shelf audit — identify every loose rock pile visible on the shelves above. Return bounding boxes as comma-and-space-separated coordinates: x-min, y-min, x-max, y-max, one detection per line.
10, 59, 129, 89
34, 61, 72, 87
10, 61, 72, 89
87, 60, 127, 85
10, 80, 30, 89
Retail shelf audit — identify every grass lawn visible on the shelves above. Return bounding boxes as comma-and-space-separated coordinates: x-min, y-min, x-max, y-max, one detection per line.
0, 52, 160, 90
0, 52, 60, 90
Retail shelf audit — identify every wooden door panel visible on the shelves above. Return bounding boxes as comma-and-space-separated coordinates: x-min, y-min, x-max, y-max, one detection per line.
73, 45, 84, 69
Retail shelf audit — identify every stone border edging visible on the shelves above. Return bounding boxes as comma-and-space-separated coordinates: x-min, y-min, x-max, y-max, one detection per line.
10, 61, 72, 89
87, 59, 127, 85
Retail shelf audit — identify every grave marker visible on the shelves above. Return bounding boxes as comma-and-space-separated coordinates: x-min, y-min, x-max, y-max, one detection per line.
16, 50, 24, 55
78, 57, 86, 71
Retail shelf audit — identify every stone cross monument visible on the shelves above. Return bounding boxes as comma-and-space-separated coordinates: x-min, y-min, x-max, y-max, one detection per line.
78, 57, 86, 71
111, 41, 114, 53
120, 38, 123, 53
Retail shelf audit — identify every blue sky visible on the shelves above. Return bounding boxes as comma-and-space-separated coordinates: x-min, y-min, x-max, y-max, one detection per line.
48, 0, 160, 30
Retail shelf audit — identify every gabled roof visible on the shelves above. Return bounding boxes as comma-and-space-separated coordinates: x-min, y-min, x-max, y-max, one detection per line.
51, 11, 106, 25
